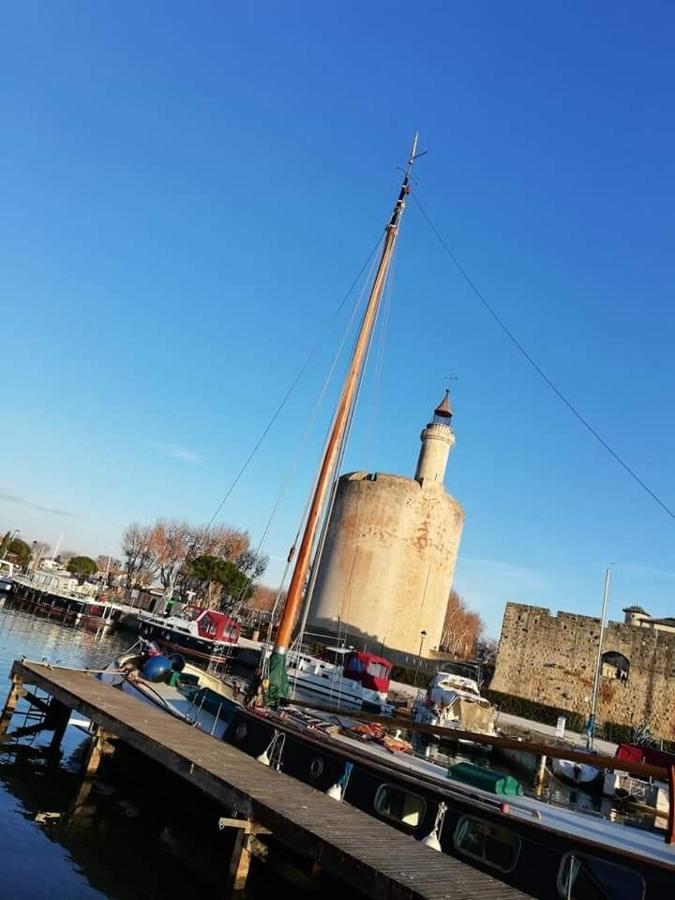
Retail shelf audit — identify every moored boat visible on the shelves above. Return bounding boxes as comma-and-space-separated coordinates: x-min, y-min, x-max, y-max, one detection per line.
285, 647, 393, 713
223, 702, 675, 898
551, 747, 602, 787
603, 743, 675, 812
99, 640, 240, 738
136, 606, 240, 666
413, 666, 496, 741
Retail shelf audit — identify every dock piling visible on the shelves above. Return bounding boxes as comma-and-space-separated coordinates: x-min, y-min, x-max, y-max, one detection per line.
82, 725, 113, 776
0, 675, 23, 738
47, 700, 72, 751
225, 827, 253, 896
534, 754, 547, 796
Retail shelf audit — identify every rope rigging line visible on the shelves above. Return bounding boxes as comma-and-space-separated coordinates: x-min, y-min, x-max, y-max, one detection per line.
364, 243, 395, 471
229, 244, 382, 615
263, 245, 385, 653
205, 234, 384, 529
293, 240, 400, 659
412, 192, 675, 522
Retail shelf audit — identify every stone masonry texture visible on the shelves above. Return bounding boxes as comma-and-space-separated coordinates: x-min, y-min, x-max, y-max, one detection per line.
491, 602, 675, 740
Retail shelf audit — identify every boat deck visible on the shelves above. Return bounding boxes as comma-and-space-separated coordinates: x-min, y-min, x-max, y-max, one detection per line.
7, 659, 526, 900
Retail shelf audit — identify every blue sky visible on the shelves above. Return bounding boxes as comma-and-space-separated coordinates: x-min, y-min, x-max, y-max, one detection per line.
2, 2, 675, 636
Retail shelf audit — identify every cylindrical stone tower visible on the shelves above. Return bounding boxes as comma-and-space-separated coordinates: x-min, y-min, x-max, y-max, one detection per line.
308, 392, 464, 658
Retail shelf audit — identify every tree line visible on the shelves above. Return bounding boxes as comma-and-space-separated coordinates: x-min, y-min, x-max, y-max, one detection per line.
121, 520, 268, 612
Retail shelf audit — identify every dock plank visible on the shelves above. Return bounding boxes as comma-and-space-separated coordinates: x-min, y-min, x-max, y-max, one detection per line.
10, 660, 526, 900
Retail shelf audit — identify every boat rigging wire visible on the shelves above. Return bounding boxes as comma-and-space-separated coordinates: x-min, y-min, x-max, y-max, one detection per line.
291, 250, 388, 664
230, 243, 382, 616
260, 245, 385, 650
205, 234, 384, 529
412, 192, 675, 522
364, 237, 395, 470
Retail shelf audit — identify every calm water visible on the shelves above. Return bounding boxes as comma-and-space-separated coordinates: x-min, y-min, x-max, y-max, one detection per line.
0, 602, 287, 900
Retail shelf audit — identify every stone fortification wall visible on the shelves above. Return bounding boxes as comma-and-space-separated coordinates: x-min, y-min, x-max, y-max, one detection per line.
308, 471, 463, 657
491, 602, 675, 739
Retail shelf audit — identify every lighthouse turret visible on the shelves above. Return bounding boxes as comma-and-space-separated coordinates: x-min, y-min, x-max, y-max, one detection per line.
415, 390, 455, 486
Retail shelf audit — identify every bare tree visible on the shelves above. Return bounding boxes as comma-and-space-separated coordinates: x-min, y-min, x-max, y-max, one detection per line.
174, 523, 250, 598
58, 549, 79, 564
440, 589, 484, 659
122, 524, 158, 589
96, 555, 123, 586
96, 555, 123, 575
150, 520, 192, 596
188, 524, 250, 561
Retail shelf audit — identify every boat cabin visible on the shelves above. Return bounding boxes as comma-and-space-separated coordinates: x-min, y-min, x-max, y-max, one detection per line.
342, 650, 392, 694
184, 607, 241, 644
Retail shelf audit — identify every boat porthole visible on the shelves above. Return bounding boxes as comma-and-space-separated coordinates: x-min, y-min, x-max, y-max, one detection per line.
309, 757, 324, 779
234, 722, 248, 741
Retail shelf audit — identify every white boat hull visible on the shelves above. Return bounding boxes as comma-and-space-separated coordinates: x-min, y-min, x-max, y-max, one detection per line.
552, 756, 601, 785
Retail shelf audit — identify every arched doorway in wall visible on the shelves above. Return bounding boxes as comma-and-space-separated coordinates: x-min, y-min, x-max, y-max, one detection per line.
601, 650, 629, 683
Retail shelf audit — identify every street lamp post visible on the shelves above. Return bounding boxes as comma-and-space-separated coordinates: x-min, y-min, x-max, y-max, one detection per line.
414, 629, 428, 689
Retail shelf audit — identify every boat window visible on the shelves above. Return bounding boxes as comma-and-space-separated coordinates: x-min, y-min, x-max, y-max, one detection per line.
374, 784, 426, 829
453, 816, 520, 873
556, 853, 645, 900
345, 656, 364, 675
367, 662, 391, 680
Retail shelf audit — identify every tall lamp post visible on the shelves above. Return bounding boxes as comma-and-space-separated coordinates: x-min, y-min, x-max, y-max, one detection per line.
414, 629, 428, 689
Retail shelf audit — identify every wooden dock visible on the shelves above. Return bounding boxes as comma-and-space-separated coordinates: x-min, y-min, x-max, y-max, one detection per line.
2, 659, 526, 899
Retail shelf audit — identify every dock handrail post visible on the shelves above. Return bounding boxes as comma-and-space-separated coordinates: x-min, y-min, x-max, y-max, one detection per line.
667, 763, 675, 845
0, 675, 23, 738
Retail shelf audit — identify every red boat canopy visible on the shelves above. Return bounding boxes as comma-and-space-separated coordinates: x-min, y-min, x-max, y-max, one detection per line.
343, 650, 392, 693
192, 608, 240, 644
616, 743, 675, 768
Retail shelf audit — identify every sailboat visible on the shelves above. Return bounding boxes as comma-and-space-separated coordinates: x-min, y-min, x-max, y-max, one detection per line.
87, 139, 674, 897
219, 142, 674, 897
264, 136, 421, 703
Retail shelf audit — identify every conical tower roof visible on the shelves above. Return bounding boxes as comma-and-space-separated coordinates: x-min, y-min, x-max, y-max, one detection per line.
433, 389, 453, 421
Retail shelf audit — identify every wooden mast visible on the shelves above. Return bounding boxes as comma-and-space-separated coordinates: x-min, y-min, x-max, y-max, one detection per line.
267, 135, 420, 700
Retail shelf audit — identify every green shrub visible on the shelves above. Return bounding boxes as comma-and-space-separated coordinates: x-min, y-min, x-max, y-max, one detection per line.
485, 689, 586, 732
486, 690, 675, 751
391, 663, 434, 687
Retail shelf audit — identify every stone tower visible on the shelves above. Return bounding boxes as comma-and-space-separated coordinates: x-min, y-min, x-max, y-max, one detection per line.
307, 392, 464, 659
